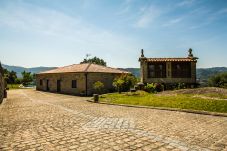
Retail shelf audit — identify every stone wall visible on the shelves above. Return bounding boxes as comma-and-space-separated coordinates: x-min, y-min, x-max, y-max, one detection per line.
36, 72, 122, 96
36, 73, 86, 95
86, 73, 121, 95
0, 73, 4, 104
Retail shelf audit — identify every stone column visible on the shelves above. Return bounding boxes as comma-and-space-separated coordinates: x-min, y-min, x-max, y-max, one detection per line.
166, 62, 172, 78
191, 62, 196, 83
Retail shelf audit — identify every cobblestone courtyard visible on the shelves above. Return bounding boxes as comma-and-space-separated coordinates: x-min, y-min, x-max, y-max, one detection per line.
0, 89, 227, 151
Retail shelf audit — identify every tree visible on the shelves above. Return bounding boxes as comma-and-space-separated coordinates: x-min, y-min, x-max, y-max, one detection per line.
93, 81, 104, 94
21, 71, 33, 86
208, 72, 227, 88
113, 74, 137, 93
2, 68, 9, 84
80, 56, 107, 66
113, 79, 125, 93
32, 73, 36, 84
8, 71, 17, 84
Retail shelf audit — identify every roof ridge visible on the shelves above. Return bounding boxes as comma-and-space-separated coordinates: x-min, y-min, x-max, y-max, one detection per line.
84, 63, 92, 72
38, 63, 130, 74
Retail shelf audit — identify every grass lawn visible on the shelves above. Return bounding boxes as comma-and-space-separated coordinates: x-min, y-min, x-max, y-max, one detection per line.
7, 84, 21, 89
100, 91, 227, 113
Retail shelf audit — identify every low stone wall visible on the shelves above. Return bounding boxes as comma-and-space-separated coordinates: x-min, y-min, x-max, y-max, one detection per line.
0, 73, 4, 104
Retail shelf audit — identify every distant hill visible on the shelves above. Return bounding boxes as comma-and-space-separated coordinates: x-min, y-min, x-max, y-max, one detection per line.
2, 64, 227, 83
122, 67, 227, 82
2, 64, 56, 77
197, 67, 227, 80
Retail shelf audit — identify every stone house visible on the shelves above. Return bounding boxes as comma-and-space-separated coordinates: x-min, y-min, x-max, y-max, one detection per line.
36, 63, 130, 96
139, 49, 198, 88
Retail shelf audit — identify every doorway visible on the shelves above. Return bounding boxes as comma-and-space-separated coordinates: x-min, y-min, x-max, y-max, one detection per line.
46, 80, 50, 91
57, 80, 61, 92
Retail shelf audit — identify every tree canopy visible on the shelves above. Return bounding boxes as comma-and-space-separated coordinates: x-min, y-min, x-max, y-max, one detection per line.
208, 72, 227, 88
21, 71, 33, 86
80, 56, 107, 66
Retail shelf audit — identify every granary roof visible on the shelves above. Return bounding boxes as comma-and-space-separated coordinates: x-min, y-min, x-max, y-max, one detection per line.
38, 63, 130, 74
146, 57, 197, 62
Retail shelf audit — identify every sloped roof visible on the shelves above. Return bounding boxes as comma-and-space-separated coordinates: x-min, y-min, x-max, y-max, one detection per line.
38, 63, 130, 74
146, 57, 197, 62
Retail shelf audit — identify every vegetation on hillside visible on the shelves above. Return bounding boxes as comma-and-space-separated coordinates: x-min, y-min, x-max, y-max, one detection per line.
2, 64, 56, 77
1, 65, 35, 89
208, 72, 227, 88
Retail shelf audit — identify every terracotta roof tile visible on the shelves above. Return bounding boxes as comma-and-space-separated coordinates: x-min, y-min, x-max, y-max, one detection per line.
146, 58, 196, 62
38, 63, 130, 74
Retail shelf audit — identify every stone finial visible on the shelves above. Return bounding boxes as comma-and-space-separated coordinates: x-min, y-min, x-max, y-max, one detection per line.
188, 48, 193, 57
141, 49, 144, 57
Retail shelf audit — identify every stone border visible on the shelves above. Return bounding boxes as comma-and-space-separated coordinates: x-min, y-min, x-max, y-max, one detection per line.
87, 99, 227, 117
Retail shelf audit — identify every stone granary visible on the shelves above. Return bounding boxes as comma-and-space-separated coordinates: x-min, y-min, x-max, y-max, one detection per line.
139, 48, 198, 88
36, 63, 130, 96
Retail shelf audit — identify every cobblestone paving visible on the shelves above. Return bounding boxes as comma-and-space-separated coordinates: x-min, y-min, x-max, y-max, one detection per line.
0, 89, 227, 151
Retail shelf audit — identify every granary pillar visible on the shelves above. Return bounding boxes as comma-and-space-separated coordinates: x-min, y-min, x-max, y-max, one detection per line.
187, 48, 198, 84
191, 62, 196, 83
139, 49, 147, 83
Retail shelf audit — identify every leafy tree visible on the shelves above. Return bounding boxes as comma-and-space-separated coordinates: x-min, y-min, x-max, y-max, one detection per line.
7, 71, 17, 84
93, 81, 104, 94
113, 79, 125, 93
2, 68, 9, 84
80, 56, 107, 66
32, 73, 36, 84
21, 71, 33, 86
208, 72, 227, 88
113, 74, 137, 93
15, 78, 22, 84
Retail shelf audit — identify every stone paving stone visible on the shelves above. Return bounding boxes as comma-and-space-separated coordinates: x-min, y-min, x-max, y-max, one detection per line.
0, 89, 227, 150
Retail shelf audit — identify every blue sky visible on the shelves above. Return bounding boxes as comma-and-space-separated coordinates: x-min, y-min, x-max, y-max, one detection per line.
0, 0, 227, 68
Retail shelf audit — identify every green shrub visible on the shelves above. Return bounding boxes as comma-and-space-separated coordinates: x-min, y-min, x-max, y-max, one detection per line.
177, 83, 186, 90
93, 81, 104, 94
144, 83, 156, 93
113, 74, 137, 93
144, 83, 164, 93
113, 79, 125, 93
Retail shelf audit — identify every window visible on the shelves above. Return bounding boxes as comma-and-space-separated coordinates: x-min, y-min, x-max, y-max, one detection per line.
40, 79, 43, 86
172, 62, 191, 78
148, 64, 155, 78
72, 80, 77, 88
147, 63, 166, 78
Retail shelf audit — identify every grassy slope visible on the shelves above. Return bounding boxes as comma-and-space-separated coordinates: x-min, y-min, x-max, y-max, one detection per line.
100, 89, 227, 113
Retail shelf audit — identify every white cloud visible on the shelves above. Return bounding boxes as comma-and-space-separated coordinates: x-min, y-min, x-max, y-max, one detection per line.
0, 1, 141, 67
162, 17, 183, 27
134, 5, 161, 28
0, 2, 134, 45
177, 0, 195, 7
